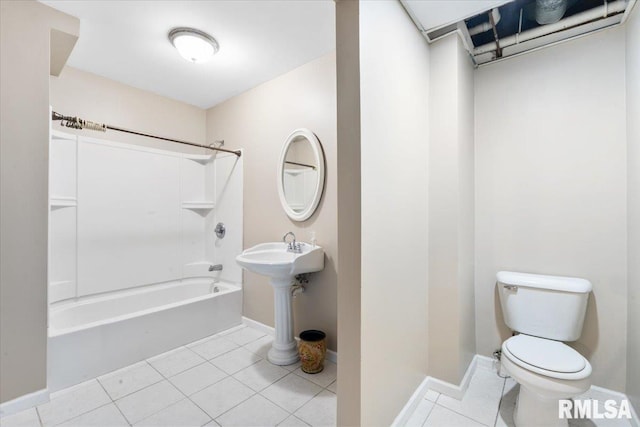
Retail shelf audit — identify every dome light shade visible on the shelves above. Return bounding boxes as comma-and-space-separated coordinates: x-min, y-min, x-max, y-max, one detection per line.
168, 28, 219, 63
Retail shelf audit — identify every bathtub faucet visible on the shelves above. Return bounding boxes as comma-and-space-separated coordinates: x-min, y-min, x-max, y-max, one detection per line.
209, 264, 223, 271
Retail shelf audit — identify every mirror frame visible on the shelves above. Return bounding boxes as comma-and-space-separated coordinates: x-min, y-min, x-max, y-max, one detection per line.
277, 128, 325, 222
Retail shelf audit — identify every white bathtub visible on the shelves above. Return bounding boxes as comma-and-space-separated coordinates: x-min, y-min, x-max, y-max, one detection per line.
47, 279, 242, 392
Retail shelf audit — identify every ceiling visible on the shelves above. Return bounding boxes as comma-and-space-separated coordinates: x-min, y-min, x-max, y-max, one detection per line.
41, 1, 335, 109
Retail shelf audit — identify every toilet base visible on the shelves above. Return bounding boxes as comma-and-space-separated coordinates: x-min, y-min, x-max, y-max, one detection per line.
515, 385, 568, 427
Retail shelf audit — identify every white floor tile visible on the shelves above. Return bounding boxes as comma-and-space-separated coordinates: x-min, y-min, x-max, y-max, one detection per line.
278, 415, 310, 427
210, 347, 261, 375
216, 394, 289, 427
0, 408, 41, 427
134, 399, 211, 427
282, 361, 302, 372
169, 362, 228, 396
224, 328, 266, 346
98, 361, 163, 400
37, 380, 111, 427
189, 337, 240, 361
495, 378, 518, 427
233, 360, 290, 392
261, 373, 323, 413
59, 404, 128, 427
424, 405, 486, 427
115, 380, 183, 424
326, 381, 337, 394
293, 361, 337, 388
293, 390, 337, 427
404, 399, 435, 427
190, 377, 255, 419
570, 417, 634, 427
243, 336, 274, 359
147, 347, 206, 378
437, 367, 505, 426
424, 389, 440, 403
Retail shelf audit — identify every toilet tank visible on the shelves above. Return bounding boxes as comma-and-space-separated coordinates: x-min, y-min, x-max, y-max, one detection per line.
497, 271, 592, 341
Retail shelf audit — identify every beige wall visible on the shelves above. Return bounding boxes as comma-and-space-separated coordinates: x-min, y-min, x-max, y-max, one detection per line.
50, 67, 206, 153
359, 1, 430, 425
428, 34, 476, 385
206, 53, 338, 351
475, 27, 628, 391
0, 0, 78, 404
335, 1, 361, 425
626, 4, 640, 413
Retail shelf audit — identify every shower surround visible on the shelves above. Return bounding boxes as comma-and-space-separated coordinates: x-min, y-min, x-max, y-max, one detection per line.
47, 130, 243, 391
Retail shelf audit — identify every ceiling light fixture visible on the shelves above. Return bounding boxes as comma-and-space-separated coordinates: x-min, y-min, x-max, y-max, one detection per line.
168, 27, 219, 63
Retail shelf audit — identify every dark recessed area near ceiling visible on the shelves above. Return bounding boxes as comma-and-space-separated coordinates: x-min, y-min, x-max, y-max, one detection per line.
466, 0, 623, 47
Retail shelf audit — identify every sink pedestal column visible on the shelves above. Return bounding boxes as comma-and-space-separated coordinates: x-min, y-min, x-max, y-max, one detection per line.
267, 277, 299, 365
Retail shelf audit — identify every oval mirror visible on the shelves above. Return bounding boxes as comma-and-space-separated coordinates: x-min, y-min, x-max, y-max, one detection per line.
277, 128, 325, 222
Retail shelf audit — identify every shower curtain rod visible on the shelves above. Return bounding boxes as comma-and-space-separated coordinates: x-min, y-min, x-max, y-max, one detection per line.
51, 111, 242, 157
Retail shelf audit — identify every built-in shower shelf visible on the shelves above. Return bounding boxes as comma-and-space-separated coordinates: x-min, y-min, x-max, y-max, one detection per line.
183, 154, 213, 164
50, 197, 77, 208
181, 201, 215, 210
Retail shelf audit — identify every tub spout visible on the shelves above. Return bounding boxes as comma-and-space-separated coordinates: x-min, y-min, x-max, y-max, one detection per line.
209, 264, 223, 271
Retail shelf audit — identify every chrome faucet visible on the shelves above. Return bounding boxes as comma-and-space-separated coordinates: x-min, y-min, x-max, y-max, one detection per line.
282, 232, 301, 253
209, 264, 223, 271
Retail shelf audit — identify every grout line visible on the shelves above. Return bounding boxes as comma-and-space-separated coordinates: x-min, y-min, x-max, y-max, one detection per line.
493, 377, 508, 427
256, 372, 325, 417
35, 405, 44, 427
419, 399, 437, 427
434, 402, 493, 427
95, 380, 131, 426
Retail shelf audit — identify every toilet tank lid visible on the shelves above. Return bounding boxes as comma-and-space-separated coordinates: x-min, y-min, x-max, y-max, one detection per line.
497, 271, 592, 293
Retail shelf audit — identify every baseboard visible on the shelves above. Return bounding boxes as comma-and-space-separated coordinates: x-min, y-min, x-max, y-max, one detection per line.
390, 376, 430, 427
241, 316, 338, 364
425, 354, 483, 400
0, 388, 49, 418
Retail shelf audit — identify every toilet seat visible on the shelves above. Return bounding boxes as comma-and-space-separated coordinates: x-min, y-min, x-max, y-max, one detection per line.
502, 335, 592, 380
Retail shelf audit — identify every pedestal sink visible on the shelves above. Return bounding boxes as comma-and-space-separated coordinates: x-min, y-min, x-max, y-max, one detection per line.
236, 242, 324, 365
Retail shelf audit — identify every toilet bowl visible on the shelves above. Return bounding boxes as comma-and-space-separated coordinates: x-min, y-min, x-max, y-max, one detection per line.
496, 271, 593, 427
501, 335, 592, 427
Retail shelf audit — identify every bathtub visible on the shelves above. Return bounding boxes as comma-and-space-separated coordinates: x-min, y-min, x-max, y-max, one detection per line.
47, 279, 242, 392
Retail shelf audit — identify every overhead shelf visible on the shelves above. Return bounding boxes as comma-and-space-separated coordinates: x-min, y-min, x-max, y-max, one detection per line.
183, 154, 213, 164
50, 197, 77, 208
181, 201, 215, 210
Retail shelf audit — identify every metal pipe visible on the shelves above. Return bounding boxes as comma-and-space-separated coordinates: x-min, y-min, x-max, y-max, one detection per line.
489, 8, 502, 58
473, 0, 627, 55
51, 111, 241, 157
468, 8, 501, 36
285, 161, 316, 170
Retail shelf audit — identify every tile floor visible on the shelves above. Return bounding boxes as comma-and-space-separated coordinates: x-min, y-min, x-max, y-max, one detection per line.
406, 365, 635, 427
1, 325, 337, 427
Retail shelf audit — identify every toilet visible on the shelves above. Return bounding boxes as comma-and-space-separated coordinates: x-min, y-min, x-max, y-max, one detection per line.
497, 271, 593, 427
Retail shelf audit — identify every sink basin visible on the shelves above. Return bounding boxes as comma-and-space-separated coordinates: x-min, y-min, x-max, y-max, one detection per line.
235, 241, 324, 365
236, 242, 324, 281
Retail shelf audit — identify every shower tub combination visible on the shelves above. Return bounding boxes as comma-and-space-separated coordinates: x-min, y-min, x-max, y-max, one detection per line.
48, 279, 241, 392
47, 132, 245, 392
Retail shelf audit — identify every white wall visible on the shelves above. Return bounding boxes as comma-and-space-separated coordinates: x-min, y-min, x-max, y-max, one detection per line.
50, 67, 206, 153
625, 4, 640, 413
428, 34, 476, 385
475, 27, 628, 391
359, 1, 430, 425
206, 52, 338, 350
0, 0, 78, 404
